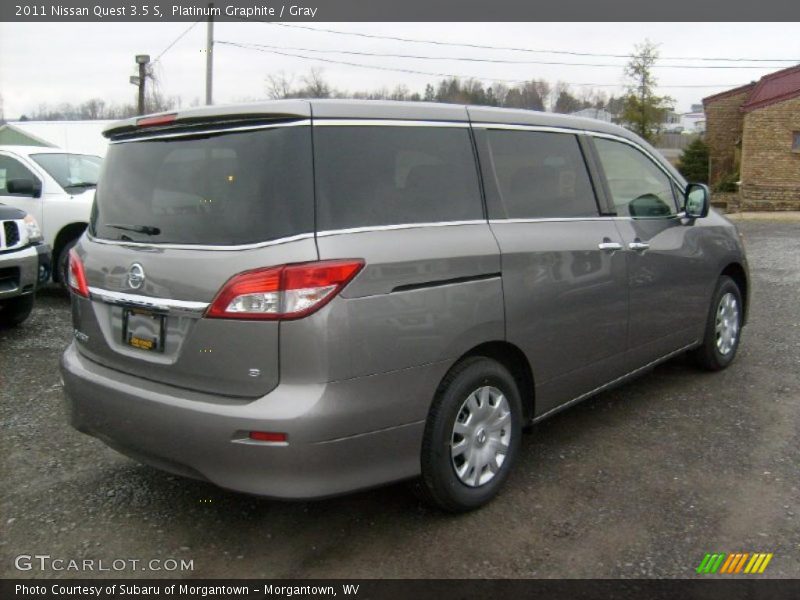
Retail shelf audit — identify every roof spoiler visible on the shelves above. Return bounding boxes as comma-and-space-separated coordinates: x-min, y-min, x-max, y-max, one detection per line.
102, 100, 312, 140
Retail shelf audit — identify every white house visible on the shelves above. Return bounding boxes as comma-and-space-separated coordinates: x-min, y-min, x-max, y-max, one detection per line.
680, 111, 706, 134
0, 120, 113, 156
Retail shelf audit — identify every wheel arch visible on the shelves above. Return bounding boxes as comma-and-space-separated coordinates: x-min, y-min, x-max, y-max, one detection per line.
457, 341, 536, 424
52, 222, 87, 282
720, 262, 749, 324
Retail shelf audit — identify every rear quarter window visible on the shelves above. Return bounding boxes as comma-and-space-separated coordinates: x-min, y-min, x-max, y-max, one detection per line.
92, 125, 313, 245
313, 125, 484, 230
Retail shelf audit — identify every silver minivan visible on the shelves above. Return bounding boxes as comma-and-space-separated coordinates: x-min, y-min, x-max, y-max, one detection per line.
61, 100, 748, 511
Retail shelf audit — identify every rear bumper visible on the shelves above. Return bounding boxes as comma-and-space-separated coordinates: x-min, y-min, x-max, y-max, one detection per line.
61, 343, 449, 499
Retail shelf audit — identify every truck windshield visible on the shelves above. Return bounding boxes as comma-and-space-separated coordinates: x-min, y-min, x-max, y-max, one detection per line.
90, 126, 314, 246
30, 153, 103, 191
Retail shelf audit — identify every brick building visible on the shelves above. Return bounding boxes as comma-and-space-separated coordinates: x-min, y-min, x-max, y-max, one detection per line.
703, 65, 800, 211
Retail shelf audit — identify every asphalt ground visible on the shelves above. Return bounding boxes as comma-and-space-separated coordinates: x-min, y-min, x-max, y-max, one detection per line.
1, 219, 798, 579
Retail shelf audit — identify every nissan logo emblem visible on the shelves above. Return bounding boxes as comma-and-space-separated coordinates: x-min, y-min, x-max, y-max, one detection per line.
128, 263, 145, 289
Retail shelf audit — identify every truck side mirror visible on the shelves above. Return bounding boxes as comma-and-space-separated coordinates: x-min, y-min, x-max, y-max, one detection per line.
6, 178, 41, 198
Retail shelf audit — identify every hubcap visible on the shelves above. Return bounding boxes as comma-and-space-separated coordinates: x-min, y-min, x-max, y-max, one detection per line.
715, 292, 740, 356
450, 386, 511, 487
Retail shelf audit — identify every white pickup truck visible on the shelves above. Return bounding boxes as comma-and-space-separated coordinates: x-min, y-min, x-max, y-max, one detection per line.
0, 146, 101, 284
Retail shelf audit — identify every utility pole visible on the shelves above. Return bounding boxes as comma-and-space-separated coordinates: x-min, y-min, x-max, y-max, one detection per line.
133, 54, 150, 115
205, 2, 214, 105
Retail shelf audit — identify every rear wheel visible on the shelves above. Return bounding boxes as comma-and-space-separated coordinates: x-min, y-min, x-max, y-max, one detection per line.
691, 275, 743, 371
0, 294, 35, 328
417, 356, 522, 512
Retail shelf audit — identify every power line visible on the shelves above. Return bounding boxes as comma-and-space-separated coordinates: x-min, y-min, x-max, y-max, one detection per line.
230, 40, 792, 70
153, 18, 203, 63
238, 19, 800, 64
218, 40, 747, 89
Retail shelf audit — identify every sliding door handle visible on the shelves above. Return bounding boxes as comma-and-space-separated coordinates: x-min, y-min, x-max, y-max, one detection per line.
629, 241, 650, 251
598, 241, 623, 252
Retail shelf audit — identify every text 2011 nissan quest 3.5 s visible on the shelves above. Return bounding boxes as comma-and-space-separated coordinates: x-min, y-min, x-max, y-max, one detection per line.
61, 100, 749, 511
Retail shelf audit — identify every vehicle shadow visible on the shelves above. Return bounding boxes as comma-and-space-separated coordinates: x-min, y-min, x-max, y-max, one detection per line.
60, 353, 716, 568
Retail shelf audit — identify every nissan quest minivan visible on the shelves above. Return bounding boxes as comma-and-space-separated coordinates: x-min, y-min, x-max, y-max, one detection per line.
61, 100, 749, 511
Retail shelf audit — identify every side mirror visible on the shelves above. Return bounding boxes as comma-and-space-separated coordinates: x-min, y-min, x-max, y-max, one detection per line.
684, 183, 710, 218
6, 178, 41, 198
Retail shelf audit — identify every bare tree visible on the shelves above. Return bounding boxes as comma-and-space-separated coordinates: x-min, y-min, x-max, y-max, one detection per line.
144, 65, 180, 114
83, 98, 106, 120
301, 68, 332, 98
390, 84, 410, 101
532, 80, 551, 107
266, 71, 296, 99
492, 83, 509, 107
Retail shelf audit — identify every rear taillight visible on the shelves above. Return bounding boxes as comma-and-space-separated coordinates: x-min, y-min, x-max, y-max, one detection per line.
206, 259, 364, 320
67, 248, 89, 298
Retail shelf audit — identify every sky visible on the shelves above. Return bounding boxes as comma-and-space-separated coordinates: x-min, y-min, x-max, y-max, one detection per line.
1, 21, 799, 119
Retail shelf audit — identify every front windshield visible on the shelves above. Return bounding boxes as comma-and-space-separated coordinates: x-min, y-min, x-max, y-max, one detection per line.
30, 153, 103, 191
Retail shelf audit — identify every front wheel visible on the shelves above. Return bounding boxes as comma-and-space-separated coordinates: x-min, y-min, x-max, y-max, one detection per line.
691, 275, 743, 371
417, 357, 523, 512
0, 294, 35, 328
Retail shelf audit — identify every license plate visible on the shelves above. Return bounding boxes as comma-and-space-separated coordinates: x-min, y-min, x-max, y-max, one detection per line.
123, 309, 165, 353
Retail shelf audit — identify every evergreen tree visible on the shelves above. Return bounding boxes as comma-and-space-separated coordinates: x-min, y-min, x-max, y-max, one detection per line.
678, 138, 710, 183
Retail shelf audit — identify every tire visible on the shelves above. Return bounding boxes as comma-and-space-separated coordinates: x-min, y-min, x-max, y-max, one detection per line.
57, 238, 78, 287
691, 275, 743, 371
417, 356, 523, 512
0, 294, 35, 328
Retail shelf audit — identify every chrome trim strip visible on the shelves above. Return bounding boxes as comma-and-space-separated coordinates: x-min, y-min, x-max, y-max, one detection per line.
489, 216, 687, 224
313, 119, 469, 128
316, 220, 486, 237
88, 287, 209, 316
489, 216, 620, 224
531, 342, 698, 425
471, 122, 583, 135
109, 119, 312, 144
86, 231, 315, 251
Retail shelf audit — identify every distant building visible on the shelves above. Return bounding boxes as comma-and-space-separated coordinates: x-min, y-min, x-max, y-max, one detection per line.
663, 110, 683, 133
704, 65, 800, 211
0, 120, 112, 156
680, 111, 706, 134
570, 108, 615, 123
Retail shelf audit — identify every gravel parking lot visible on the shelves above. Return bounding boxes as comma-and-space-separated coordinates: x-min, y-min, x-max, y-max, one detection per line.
1, 219, 798, 579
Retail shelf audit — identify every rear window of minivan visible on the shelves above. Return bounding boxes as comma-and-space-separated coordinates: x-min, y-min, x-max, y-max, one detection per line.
314, 125, 484, 231
91, 125, 313, 246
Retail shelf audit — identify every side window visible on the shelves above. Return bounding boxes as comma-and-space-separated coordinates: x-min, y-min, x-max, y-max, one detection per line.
314, 126, 483, 230
0, 155, 38, 196
484, 130, 599, 219
593, 138, 677, 218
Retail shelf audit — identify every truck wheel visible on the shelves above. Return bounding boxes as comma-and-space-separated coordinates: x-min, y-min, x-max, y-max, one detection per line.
57, 238, 78, 287
0, 294, 35, 328
417, 356, 522, 512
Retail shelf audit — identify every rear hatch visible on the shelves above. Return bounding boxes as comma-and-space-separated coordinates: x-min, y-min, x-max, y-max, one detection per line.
71, 111, 316, 398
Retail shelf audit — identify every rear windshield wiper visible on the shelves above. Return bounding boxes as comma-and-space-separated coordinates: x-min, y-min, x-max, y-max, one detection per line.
106, 223, 161, 236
